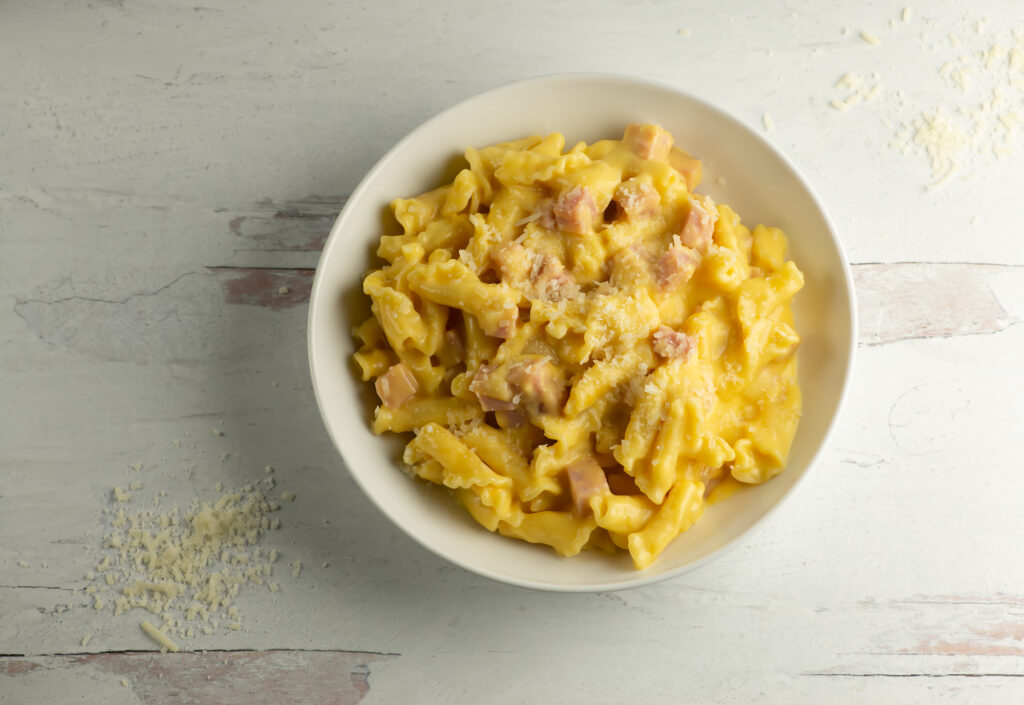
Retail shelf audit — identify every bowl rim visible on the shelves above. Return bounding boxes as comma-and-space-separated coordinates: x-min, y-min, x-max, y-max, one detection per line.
307, 71, 858, 592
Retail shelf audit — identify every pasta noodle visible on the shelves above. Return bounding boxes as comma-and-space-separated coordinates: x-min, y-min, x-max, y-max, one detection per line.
354, 124, 803, 569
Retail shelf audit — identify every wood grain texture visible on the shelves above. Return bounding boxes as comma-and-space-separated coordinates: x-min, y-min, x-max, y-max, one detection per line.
0, 651, 395, 705
227, 196, 346, 253
4, 0, 1024, 703
210, 267, 314, 310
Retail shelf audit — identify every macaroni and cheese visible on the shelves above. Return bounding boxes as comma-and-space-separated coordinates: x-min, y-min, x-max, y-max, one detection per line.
353, 124, 804, 569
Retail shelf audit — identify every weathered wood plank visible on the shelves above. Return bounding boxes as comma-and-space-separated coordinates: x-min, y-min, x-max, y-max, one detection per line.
0, 650, 395, 705
227, 196, 346, 253
209, 267, 314, 311
854, 263, 1020, 346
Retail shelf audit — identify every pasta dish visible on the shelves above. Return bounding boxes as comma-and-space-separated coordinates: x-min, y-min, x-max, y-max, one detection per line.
353, 124, 803, 569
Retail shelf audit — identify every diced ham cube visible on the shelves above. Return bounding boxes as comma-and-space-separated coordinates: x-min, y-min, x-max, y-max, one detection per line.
470, 356, 566, 416
375, 363, 419, 409
469, 364, 516, 411
532, 255, 579, 302
477, 394, 517, 412
679, 197, 717, 253
494, 242, 531, 284
612, 179, 661, 221
623, 123, 674, 161
668, 147, 703, 191
652, 325, 696, 361
506, 356, 566, 415
492, 313, 517, 340
553, 185, 598, 234
566, 457, 610, 516
656, 242, 701, 288
495, 409, 527, 429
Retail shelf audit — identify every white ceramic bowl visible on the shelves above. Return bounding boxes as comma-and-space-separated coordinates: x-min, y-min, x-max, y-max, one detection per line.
308, 73, 856, 592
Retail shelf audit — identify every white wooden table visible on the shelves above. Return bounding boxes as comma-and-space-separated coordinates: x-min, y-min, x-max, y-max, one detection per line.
4, 1, 1024, 702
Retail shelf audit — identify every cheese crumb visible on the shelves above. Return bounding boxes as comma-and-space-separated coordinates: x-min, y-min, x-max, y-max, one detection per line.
121, 679, 129, 688
17, 560, 28, 568
290, 561, 302, 578
902, 7, 913, 23
86, 473, 291, 646
112, 486, 132, 502
141, 620, 180, 652
280, 491, 296, 502
81, 634, 91, 647
762, 113, 775, 132
677, 27, 691, 37
211, 428, 224, 437
861, 31, 881, 45
278, 286, 290, 295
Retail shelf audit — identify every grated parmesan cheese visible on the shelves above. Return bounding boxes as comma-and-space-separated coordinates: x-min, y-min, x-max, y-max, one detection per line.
762, 113, 775, 132
80, 460, 294, 649
829, 17, 1024, 188
861, 31, 881, 45
140, 620, 180, 652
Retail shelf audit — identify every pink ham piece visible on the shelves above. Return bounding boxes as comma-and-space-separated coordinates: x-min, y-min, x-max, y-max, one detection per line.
652, 325, 696, 361
679, 197, 717, 253
668, 147, 703, 191
468, 364, 517, 411
494, 409, 527, 429
532, 255, 578, 302
566, 457, 610, 516
612, 180, 661, 221
506, 356, 566, 415
491, 314, 517, 340
553, 185, 598, 234
375, 362, 419, 409
656, 242, 701, 288
623, 123, 674, 161
494, 242, 530, 283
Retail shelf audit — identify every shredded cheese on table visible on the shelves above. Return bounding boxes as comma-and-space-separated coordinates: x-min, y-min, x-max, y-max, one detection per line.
77, 457, 298, 651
